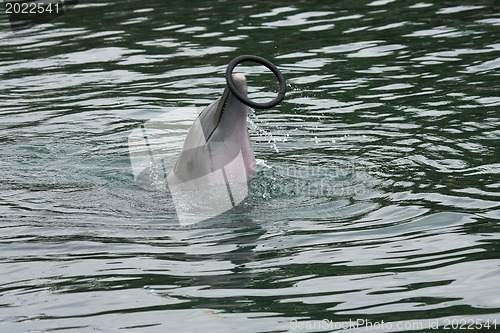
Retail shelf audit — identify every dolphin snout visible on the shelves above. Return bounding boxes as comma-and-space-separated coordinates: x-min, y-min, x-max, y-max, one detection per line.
231, 73, 247, 97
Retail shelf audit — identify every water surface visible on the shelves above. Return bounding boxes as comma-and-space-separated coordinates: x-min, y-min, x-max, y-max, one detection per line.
1, 0, 499, 332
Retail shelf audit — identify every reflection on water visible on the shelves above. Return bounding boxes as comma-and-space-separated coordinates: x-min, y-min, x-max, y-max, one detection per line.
0, 0, 499, 331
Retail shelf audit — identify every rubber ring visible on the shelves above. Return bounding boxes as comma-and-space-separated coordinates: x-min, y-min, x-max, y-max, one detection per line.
225, 55, 286, 109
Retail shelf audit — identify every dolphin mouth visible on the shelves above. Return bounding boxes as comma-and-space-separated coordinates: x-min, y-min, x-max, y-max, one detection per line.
204, 87, 231, 142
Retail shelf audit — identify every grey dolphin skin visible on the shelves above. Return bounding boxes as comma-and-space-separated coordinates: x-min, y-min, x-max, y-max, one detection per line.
166, 74, 257, 224
128, 55, 286, 225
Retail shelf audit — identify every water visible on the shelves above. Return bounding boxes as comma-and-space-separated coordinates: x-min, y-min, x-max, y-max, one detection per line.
1, 0, 499, 332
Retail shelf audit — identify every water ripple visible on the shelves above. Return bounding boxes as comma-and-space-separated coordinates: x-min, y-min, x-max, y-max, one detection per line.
1, 0, 499, 331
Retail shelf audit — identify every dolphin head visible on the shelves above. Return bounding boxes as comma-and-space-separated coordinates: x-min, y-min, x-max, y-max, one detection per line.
200, 73, 249, 144
167, 73, 256, 187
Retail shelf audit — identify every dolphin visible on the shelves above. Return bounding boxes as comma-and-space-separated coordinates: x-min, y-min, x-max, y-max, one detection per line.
128, 55, 285, 225
165, 74, 257, 224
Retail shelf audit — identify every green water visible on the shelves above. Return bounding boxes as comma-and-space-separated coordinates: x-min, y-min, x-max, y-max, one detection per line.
1, 0, 499, 332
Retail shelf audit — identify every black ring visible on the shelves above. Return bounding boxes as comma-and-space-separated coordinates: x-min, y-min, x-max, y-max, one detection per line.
225, 55, 286, 109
